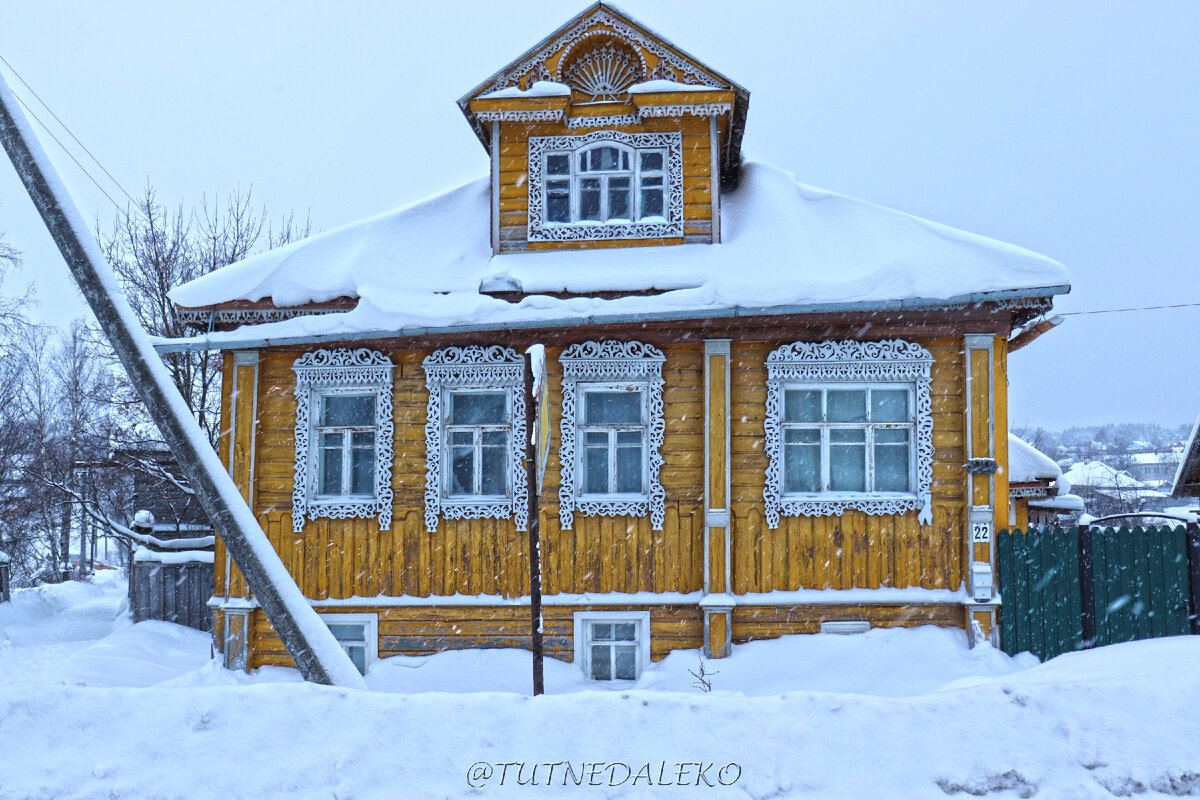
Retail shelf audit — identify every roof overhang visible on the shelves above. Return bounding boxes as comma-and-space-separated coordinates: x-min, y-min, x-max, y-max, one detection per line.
1173, 413, 1200, 497
154, 284, 1069, 354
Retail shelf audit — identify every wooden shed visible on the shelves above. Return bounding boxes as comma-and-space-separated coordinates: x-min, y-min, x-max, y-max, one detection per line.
165, 3, 1070, 678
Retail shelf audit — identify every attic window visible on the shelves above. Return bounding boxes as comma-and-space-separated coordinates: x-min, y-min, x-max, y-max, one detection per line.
528, 130, 683, 242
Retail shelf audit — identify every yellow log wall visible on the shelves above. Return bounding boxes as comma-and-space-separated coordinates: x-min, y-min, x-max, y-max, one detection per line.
218, 333, 975, 659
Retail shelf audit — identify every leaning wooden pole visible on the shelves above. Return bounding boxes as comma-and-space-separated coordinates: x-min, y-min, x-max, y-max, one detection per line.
0, 73, 363, 688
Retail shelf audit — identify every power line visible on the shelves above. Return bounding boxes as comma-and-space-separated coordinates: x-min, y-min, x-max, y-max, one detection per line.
7, 91, 126, 217
0, 52, 141, 219
1058, 301, 1200, 317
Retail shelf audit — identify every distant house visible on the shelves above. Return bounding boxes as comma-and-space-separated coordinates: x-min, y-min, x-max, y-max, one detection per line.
1127, 451, 1182, 487
1007, 434, 1083, 527
1064, 460, 1170, 517
164, 3, 1070, 675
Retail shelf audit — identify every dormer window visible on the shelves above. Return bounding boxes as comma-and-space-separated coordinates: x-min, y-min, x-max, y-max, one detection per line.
528, 130, 683, 242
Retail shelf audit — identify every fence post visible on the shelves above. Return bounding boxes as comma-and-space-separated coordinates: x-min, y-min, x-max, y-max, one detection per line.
1187, 522, 1200, 637
1078, 523, 1095, 649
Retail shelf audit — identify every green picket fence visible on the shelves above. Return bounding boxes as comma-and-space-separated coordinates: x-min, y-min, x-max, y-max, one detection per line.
1090, 526, 1191, 647
996, 524, 1199, 660
996, 527, 1082, 660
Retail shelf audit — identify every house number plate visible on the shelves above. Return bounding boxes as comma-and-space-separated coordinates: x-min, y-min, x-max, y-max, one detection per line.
971, 521, 993, 543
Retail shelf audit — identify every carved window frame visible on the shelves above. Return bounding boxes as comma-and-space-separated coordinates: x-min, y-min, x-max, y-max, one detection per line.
293, 348, 394, 533
423, 346, 528, 533
559, 341, 666, 530
763, 340, 934, 528
528, 130, 683, 242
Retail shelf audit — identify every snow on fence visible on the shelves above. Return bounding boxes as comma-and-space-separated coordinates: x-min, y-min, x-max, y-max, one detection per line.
129, 554, 214, 632
997, 521, 1200, 660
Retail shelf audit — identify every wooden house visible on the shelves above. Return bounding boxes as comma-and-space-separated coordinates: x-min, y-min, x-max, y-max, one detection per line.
165, 4, 1070, 677
1007, 434, 1082, 528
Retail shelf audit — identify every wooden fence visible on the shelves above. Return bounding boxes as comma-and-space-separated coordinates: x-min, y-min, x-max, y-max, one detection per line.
129, 561, 213, 632
997, 523, 1200, 660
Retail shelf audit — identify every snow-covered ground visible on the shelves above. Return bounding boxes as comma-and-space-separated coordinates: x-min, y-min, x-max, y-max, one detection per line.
2, 578, 1199, 798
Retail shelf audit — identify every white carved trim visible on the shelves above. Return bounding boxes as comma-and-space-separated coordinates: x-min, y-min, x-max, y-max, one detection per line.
566, 113, 640, 129
475, 109, 565, 124
293, 348, 394, 532
176, 306, 343, 327
486, 8, 723, 96
763, 340, 934, 528
638, 103, 732, 118
1009, 486, 1053, 499
423, 346, 527, 533
558, 341, 666, 530
528, 130, 683, 242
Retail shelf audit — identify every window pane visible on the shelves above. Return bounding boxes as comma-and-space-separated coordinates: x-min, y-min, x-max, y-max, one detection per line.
351, 430, 374, 448
827, 390, 867, 422
584, 431, 608, 447
583, 446, 609, 493
321, 431, 344, 449
591, 645, 611, 679
608, 180, 630, 220
784, 390, 822, 422
640, 151, 663, 171
450, 392, 506, 425
784, 440, 820, 493
596, 147, 619, 170
615, 446, 642, 493
584, 391, 641, 424
327, 623, 365, 643
871, 390, 910, 422
640, 188, 663, 218
875, 428, 909, 444
829, 432, 867, 491
615, 430, 642, 446
450, 430, 473, 446
349, 447, 374, 495
322, 395, 374, 427
613, 623, 636, 641
347, 645, 367, 675
621, 151, 629, 170
591, 623, 612, 641
547, 154, 569, 175
547, 189, 570, 223
580, 180, 601, 220
480, 445, 506, 495
451, 448, 474, 495
614, 646, 637, 679
319, 447, 343, 494
875, 442, 911, 492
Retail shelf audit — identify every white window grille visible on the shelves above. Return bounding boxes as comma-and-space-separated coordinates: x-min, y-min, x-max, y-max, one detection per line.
558, 341, 665, 530
528, 130, 683, 242
320, 613, 378, 675
423, 346, 527, 533
574, 610, 650, 681
763, 340, 934, 527
293, 349, 394, 532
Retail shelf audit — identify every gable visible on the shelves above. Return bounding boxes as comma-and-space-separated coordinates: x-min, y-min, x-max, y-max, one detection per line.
458, 2, 749, 186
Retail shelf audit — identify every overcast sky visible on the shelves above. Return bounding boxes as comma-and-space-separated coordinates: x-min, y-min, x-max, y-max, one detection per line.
1, 0, 1198, 431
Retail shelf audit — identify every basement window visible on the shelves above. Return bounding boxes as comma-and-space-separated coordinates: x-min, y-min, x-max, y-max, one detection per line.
574, 611, 650, 681
320, 613, 378, 675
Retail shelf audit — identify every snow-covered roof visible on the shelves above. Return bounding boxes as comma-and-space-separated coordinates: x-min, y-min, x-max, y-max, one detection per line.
167, 162, 1068, 346
1028, 493, 1086, 512
1064, 461, 1143, 489
1173, 413, 1200, 497
0, 550, 9, 563
1007, 434, 1061, 484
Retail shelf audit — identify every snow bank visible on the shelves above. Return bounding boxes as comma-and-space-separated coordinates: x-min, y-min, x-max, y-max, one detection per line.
168, 162, 1069, 345
1, 637, 1198, 799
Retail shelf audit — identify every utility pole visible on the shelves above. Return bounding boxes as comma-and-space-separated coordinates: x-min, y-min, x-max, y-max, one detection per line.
524, 349, 544, 696
0, 72, 363, 688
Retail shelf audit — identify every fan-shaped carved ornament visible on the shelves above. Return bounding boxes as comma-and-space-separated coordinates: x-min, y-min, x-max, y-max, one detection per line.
563, 44, 645, 101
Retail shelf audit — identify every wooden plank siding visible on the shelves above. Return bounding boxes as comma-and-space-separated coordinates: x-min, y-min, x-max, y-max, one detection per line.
496, 115, 716, 254
223, 334, 973, 662
247, 604, 704, 669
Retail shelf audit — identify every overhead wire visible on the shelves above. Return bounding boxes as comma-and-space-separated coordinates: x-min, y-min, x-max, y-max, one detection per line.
0, 51, 142, 221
